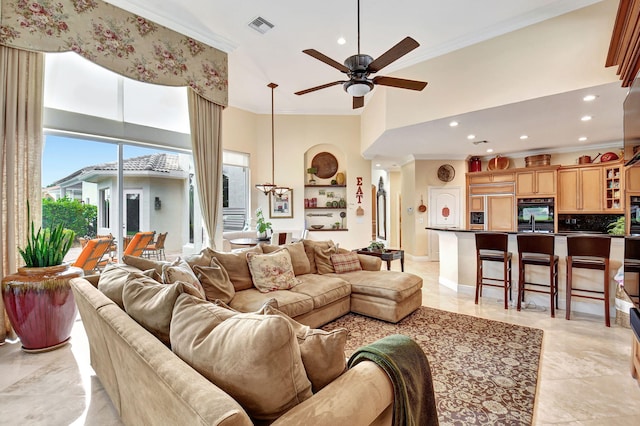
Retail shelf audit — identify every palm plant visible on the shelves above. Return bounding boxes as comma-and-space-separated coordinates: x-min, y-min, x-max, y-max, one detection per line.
18, 202, 75, 267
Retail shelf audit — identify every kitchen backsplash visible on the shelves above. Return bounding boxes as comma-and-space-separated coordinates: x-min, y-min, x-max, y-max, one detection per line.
558, 214, 623, 233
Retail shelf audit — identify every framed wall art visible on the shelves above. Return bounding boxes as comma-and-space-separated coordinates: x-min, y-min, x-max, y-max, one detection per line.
269, 189, 293, 218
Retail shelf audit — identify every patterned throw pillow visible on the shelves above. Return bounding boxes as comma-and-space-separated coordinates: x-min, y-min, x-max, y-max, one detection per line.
330, 252, 362, 274
246, 249, 300, 293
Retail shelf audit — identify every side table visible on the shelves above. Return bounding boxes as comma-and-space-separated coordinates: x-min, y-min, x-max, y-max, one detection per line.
355, 248, 404, 272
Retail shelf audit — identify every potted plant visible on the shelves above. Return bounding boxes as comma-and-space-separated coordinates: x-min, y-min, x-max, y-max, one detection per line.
367, 241, 386, 253
2, 204, 82, 352
255, 208, 272, 240
307, 167, 318, 185
607, 216, 625, 236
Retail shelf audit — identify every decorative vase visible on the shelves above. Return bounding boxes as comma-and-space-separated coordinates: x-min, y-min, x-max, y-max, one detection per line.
336, 172, 345, 185
257, 229, 269, 240
2, 264, 83, 352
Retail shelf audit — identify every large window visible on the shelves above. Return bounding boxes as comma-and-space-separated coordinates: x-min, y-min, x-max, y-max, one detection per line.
222, 151, 250, 231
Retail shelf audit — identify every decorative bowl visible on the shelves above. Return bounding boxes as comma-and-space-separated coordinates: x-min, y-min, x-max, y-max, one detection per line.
310, 225, 324, 230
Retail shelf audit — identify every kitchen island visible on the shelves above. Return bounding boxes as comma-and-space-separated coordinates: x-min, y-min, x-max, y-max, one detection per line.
427, 227, 625, 320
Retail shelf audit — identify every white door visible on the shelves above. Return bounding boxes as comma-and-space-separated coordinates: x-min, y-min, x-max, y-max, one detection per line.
428, 187, 461, 260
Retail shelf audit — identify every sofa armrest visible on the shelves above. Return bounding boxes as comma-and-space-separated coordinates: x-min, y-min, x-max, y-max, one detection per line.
358, 254, 382, 271
272, 361, 393, 426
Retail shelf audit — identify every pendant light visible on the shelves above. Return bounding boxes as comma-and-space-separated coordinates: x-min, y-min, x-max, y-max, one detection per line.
255, 82, 290, 196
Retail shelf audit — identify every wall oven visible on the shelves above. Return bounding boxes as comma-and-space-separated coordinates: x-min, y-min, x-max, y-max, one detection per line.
517, 197, 555, 233
631, 196, 640, 235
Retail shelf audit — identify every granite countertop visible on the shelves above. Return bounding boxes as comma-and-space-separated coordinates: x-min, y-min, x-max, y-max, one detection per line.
424, 226, 626, 237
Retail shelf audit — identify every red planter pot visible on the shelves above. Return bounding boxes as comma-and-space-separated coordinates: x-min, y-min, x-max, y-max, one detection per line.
2, 264, 83, 352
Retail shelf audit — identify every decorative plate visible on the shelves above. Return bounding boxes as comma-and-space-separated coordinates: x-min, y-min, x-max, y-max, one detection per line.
437, 164, 455, 182
311, 152, 338, 179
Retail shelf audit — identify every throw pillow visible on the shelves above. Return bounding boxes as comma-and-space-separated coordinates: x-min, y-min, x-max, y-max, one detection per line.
170, 292, 238, 347
192, 259, 235, 303
97, 263, 158, 309
302, 239, 335, 274
313, 242, 338, 274
246, 249, 300, 293
122, 272, 204, 345
211, 245, 263, 291
170, 311, 313, 420
122, 254, 167, 276
162, 257, 205, 298
184, 247, 213, 269
262, 305, 348, 393
262, 241, 311, 276
330, 252, 363, 274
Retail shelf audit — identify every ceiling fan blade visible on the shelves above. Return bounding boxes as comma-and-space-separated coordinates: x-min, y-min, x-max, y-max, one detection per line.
373, 75, 428, 91
302, 49, 350, 73
295, 80, 346, 96
353, 96, 364, 109
368, 37, 420, 73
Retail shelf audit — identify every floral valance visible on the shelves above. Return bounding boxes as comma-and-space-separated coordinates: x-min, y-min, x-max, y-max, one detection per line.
0, 0, 228, 106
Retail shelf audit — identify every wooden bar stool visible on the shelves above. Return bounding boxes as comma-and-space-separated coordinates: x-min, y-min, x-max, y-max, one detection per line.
475, 232, 512, 309
516, 234, 559, 317
625, 236, 640, 307
565, 235, 612, 327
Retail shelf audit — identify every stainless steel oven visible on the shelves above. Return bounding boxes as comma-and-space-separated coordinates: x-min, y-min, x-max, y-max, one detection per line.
517, 198, 555, 233
631, 196, 640, 235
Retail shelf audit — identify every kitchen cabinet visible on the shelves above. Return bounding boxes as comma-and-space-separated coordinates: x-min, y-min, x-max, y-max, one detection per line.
304, 185, 347, 231
515, 167, 558, 196
469, 196, 484, 212
467, 170, 515, 185
627, 166, 640, 192
487, 195, 516, 232
557, 166, 603, 212
603, 162, 624, 211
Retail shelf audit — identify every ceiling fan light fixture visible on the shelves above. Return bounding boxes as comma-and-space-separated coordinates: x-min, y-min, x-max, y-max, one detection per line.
345, 80, 373, 97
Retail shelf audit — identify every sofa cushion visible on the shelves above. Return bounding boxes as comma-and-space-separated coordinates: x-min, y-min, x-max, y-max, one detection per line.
170, 293, 238, 345
247, 249, 300, 293
170, 307, 313, 421
331, 270, 423, 302
192, 259, 235, 303
291, 274, 351, 308
302, 239, 334, 274
211, 245, 263, 291
261, 241, 311, 276
313, 242, 339, 274
261, 305, 347, 393
162, 258, 205, 298
183, 247, 213, 269
330, 252, 362, 274
229, 288, 314, 318
97, 263, 157, 309
122, 272, 204, 345
122, 254, 168, 276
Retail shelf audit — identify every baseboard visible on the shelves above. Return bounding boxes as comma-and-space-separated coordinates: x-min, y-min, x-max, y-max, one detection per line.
439, 276, 458, 292
405, 253, 430, 262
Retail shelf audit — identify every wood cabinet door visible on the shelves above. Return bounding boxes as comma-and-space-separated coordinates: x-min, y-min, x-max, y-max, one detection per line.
469, 196, 484, 212
516, 171, 535, 196
558, 169, 579, 212
580, 167, 603, 211
536, 170, 556, 195
487, 195, 515, 231
627, 167, 640, 192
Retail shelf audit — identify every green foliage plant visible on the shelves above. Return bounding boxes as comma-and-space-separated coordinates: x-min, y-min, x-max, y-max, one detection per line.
255, 208, 272, 234
607, 216, 625, 236
42, 197, 97, 238
18, 202, 75, 267
368, 240, 385, 252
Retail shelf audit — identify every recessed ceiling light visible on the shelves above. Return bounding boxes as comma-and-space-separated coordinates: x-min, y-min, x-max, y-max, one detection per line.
486, 148, 494, 153
449, 121, 459, 127
578, 136, 587, 142
375, 163, 381, 167
581, 115, 592, 121
520, 135, 528, 140
583, 94, 597, 102
337, 37, 346, 45
467, 134, 475, 140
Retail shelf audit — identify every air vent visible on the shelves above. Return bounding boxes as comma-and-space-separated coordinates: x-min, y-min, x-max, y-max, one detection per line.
472, 140, 489, 145
248, 16, 274, 34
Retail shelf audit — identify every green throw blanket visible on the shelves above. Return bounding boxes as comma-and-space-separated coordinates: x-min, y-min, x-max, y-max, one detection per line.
348, 334, 439, 426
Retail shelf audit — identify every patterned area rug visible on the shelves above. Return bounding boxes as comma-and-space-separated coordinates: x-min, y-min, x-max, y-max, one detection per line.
322, 307, 543, 425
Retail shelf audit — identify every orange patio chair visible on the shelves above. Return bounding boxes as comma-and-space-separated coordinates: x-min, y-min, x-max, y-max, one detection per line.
144, 232, 167, 260
123, 231, 155, 258
72, 237, 113, 274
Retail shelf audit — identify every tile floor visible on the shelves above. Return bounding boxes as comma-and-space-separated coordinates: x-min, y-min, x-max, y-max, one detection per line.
1, 259, 639, 425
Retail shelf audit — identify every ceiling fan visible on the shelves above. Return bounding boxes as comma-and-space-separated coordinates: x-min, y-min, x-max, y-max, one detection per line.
295, 0, 428, 109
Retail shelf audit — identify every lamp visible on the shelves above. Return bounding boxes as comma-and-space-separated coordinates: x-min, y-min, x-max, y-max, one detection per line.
344, 80, 373, 97
255, 82, 290, 196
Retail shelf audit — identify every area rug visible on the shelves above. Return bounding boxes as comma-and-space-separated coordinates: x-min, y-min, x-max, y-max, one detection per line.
322, 307, 543, 426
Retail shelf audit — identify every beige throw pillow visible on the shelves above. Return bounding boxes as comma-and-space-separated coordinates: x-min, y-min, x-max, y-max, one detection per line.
262, 241, 311, 276
122, 254, 167, 276
211, 246, 263, 291
97, 263, 157, 309
192, 259, 235, 303
313, 242, 338, 274
330, 252, 363, 274
162, 257, 205, 298
262, 305, 347, 392
184, 247, 214, 269
246, 249, 300, 293
122, 272, 204, 345
170, 310, 313, 420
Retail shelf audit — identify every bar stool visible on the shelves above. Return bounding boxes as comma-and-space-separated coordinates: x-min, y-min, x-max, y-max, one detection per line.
516, 234, 559, 317
475, 232, 512, 309
625, 236, 640, 307
565, 235, 612, 327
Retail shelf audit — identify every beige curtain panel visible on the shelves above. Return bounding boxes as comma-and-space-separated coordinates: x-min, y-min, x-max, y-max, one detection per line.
0, 45, 45, 342
0, 0, 228, 106
188, 88, 223, 249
